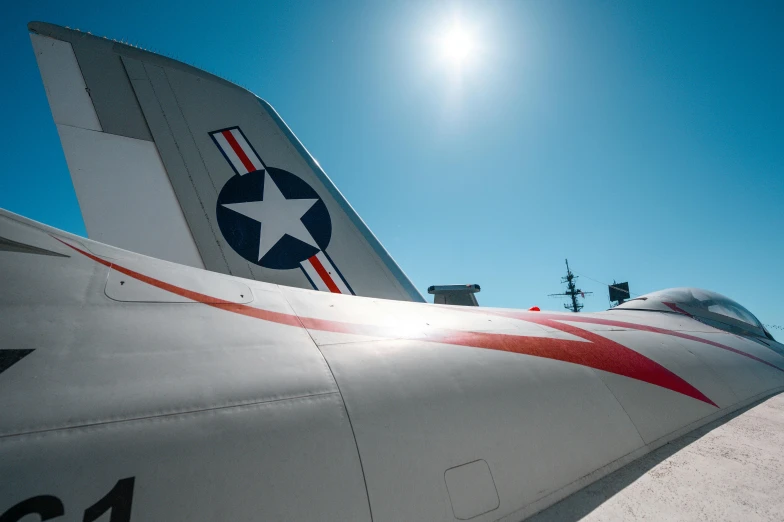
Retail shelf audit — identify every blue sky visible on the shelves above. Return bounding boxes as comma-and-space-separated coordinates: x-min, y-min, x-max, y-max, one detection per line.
1, 1, 782, 327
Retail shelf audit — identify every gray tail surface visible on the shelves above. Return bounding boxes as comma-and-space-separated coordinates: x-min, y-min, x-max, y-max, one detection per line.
29, 22, 423, 302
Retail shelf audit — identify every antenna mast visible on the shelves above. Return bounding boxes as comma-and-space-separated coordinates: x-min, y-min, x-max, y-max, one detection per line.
548, 259, 592, 312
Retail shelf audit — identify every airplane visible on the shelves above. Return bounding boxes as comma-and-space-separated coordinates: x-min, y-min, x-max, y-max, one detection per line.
1, 21, 782, 522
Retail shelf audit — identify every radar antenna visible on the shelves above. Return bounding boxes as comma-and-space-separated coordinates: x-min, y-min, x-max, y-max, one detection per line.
548, 259, 592, 313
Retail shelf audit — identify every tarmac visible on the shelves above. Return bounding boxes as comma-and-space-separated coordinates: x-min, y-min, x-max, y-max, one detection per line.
530, 392, 784, 521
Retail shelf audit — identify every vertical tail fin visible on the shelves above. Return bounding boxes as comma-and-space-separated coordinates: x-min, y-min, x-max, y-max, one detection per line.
29, 22, 424, 302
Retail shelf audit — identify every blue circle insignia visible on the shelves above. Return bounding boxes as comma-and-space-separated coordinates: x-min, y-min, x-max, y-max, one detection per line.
216, 168, 332, 270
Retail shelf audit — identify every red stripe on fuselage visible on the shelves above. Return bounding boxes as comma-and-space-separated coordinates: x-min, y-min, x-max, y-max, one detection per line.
528, 316, 717, 404
52, 236, 717, 407
486, 310, 784, 374
222, 130, 255, 173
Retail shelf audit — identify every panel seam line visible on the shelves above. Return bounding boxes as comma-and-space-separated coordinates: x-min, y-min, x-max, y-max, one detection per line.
0, 390, 338, 441
280, 289, 375, 522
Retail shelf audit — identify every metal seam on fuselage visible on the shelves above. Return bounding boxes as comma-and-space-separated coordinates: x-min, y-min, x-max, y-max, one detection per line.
0, 391, 340, 441
280, 289, 376, 522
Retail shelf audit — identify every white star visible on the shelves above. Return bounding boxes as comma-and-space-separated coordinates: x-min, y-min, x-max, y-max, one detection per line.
222, 173, 319, 262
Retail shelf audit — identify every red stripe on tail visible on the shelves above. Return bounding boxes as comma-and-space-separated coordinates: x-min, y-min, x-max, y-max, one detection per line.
222, 130, 255, 173
308, 255, 341, 293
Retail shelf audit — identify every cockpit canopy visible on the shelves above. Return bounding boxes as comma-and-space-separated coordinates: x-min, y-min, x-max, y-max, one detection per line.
615, 287, 774, 340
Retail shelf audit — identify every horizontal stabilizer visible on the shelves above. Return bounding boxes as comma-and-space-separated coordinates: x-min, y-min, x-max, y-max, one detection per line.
428, 284, 481, 306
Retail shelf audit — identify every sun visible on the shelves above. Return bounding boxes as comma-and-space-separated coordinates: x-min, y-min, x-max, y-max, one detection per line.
438, 23, 476, 68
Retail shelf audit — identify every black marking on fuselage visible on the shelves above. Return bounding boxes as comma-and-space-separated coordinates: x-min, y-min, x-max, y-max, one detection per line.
0, 236, 70, 257
0, 349, 34, 376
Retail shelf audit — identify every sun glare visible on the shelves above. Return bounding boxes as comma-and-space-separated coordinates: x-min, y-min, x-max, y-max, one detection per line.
438, 23, 476, 68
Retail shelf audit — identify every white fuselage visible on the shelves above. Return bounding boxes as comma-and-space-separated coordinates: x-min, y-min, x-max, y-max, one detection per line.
1, 209, 783, 522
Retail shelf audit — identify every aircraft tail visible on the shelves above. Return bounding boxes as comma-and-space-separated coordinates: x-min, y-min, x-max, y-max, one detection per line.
28, 22, 424, 302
